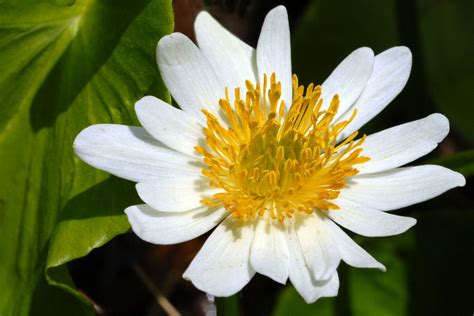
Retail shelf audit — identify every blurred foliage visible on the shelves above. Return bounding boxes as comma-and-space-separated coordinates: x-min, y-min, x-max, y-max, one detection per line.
429, 149, 474, 177
0, 0, 172, 315
273, 286, 334, 316
292, 0, 399, 85
417, 0, 474, 145
348, 235, 413, 316
409, 208, 474, 315
291, 0, 405, 136
216, 294, 240, 316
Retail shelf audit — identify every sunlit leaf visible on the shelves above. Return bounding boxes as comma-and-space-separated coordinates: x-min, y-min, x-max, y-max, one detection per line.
0, 0, 173, 314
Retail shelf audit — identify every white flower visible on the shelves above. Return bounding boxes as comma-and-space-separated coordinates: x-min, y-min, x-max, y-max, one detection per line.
73, 6, 465, 303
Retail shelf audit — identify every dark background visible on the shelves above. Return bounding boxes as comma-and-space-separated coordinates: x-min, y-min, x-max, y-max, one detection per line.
69, 0, 474, 315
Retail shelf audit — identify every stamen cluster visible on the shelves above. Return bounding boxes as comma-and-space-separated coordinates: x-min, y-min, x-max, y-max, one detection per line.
196, 74, 369, 222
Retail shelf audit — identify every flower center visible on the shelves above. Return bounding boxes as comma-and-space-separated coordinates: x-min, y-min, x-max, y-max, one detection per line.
196, 73, 369, 222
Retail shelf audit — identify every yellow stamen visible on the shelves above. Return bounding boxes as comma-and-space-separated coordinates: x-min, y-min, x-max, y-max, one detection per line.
196, 73, 370, 222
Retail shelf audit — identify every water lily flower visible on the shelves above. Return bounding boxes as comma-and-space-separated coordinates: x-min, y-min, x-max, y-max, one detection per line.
73, 6, 465, 303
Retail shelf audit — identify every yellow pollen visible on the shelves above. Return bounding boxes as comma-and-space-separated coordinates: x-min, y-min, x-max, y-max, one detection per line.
196, 73, 370, 222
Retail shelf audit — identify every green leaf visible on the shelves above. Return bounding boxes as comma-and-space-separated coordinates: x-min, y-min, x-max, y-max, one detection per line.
45, 178, 141, 305
417, 0, 474, 144
0, 0, 173, 314
427, 149, 474, 178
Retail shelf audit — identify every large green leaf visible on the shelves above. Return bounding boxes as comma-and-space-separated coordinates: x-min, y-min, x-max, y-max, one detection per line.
0, 0, 173, 314
417, 0, 474, 144
45, 178, 141, 305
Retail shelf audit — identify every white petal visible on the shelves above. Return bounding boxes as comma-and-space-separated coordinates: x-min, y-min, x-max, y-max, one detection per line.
73, 124, 200, 182
286, 220, 339, 303
327, 199, 417, 237
321, 47, 374, 121
341, 165, 466, 211
324, 220, 386, 271
294, 213, 340, 281
337, 46, 412, 138
125, 204, 227, 245
195, 11, 257, 92
250, 214, 289, 284
157, 32, 224, 120
183, 216, 255, 296
357, 113, 449, 174
135, 96, 204, 157
257, 6, 292, 109
136, 175, 221, 213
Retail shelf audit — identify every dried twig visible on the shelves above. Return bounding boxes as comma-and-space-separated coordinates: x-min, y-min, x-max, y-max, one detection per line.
133, 264, 181, 316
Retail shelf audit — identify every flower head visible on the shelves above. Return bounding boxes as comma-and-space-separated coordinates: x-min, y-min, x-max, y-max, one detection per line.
198, 73, 369, 222
74, 6, 465, 303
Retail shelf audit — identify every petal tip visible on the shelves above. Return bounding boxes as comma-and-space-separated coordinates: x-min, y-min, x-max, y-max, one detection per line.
402, 217, 417, 233
271, 5, 288, 15
158, 32, 186, 46
356, 46, 375, 58
157, 32, 190, 58
381, 46, 412, 70
124, 205, 150, 242
455, 172, 467, 187
134, 95, 157, 113
194, 10, 213, 29
271, 274, 289, 285
397, 46, 412, 67
124, 204, 134, 217
195, 9, 211, 20
263, 5, 288, 24
393, 45, 412, 57
441, 167, 467, 188
250, 256, 289, 285
72, 124, 105, 153
182, 268, 248, 297
428, 113, 449, 132
72, 128, 87, 151
182, 270, 191, 281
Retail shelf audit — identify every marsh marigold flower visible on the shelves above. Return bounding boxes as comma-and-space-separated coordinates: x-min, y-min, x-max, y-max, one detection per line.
74, 6, 465, 303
